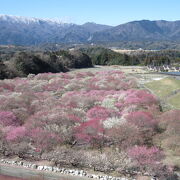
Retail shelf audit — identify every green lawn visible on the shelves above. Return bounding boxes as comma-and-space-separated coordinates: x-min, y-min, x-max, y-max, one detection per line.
145, 77, 180, 109
145, 77, 180, 97
168, 92, 180, 109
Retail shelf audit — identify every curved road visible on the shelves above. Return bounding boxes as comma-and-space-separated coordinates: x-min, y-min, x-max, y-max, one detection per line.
0, 163, 90, 180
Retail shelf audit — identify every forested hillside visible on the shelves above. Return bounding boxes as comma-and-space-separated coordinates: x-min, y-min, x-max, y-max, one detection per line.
0, 50, 92, 79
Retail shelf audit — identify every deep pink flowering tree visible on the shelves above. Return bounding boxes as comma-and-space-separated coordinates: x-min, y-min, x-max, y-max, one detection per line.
0, 111, 20, 126
125, 90, 158, 107
128, 146, 164, 173
128, 146, 164, 166
106, 123, 143, 149
126, 111, 158, 145
29, 128, 61, 152
75, 119, 105, 150
126, 111, 157, 129
86, 106, 110, 120
6, 126, 26, 142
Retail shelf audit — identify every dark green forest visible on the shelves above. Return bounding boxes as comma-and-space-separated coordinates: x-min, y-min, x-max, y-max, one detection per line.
0, 45, 180, 80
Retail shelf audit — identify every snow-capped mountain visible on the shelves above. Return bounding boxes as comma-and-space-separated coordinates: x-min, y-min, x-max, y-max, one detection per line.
0, 15, 113, 45
0, 14, 70, 26
0, 15, 88, 45
0, 15, 179, 46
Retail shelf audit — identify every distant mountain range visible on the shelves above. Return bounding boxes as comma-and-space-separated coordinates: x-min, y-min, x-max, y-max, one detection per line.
0, 15, 180, 46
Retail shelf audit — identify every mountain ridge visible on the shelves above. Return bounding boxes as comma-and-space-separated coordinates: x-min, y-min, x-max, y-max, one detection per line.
0, 15, 180, 45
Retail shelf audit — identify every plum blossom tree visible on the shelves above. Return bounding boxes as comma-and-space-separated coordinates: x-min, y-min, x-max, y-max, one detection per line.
106, 123, 143, 149
125, 90, 158, 107
29, 128, 61, 152
156, 110, 180, 156
5, 126, 26, 142
75, 119, 105, 150
128, 145, 164, 172
126, 111, 157, 129
0, 69, 168, 174
0, 82, 15, 92
86, 106, 110, 120
126, 111, 158, 145
0, 111, 20, 126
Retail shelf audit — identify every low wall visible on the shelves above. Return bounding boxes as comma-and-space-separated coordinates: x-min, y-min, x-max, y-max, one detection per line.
0, 159, 137, 180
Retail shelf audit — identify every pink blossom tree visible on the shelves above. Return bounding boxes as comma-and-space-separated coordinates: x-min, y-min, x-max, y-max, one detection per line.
128, 145, 164, 172
156, 110, 180, 156
106, 123, 143, 149
75, 119, 105, 151
0, 111, 20, 126
126, 111, 157, 129
29, 128, 61, 152
5, 126, 26, 142
126, 111, 158, 145
86, 106, 110, 120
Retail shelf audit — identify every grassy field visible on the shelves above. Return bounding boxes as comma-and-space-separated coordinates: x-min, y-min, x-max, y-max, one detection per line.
145, 77, 180, 97
168, 93, 180, 109
145, 77, 180, 109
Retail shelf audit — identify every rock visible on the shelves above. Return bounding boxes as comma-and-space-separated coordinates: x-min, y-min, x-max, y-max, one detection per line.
74, 170, 79, 176
37, 166, 44, 170
18, 161, 23, 166
31, 164, 37, 169
11, 161, 15, 164
92, 174, 98, 179
23, 163, 28, 167
47, 166, 53, 171
87, 174, 93, 178
83, 172, 87, 176
53, 167, 59, 172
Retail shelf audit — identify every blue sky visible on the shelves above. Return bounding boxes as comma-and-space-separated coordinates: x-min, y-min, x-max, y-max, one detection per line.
0, 0, 179, 25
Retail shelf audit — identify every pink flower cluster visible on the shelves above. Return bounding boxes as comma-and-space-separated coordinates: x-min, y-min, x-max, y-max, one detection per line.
0, 70, 161, 152
128, 145, 164, 166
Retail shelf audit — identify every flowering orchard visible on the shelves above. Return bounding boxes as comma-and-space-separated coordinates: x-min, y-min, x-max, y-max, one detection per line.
0, 70, 178, 175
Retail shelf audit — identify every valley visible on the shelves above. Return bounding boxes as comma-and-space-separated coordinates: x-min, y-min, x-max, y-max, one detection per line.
0, 8, 179, 180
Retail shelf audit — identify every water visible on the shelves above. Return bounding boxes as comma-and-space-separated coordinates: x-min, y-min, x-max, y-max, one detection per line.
161, 72, 180, 76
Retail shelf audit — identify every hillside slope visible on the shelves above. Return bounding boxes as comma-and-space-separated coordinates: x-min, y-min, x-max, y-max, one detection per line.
0, 15, 180, 45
